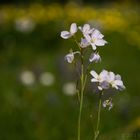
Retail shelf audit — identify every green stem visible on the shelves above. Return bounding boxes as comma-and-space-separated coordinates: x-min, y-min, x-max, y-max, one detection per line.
78, 50, 84, 140
82, 62, 91, 92
94, 92, 103, 140
83, 74, 87, 92
76, 88, 80, 103
73, 36, 81, 50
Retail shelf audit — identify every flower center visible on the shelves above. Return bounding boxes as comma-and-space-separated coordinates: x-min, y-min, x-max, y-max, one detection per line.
97, 76, 101, 81
91, 38, 95, 43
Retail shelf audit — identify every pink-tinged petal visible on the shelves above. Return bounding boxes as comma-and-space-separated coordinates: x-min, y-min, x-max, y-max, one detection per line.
79, 24, 93, 35
90, 70, 98, 78
91, 43, 96, 50
80, 38, 89, 48
92, 29, 104, 38
99, 70, 108, 80
83, 24, 90, 33
95, 39, 107, 46
91, 29, 100, 38
89, 28, 94, 34
89, 52, 101, 63
65, 53, 74, 63
99, 81, 110, 89
115, 74, 121, 80
98, 33, 104, 39
61, 31, 71, 39
85, 34, 91, 42
114, 80, 123, 86
70, 23, 77, 34
108, 72, 115, 82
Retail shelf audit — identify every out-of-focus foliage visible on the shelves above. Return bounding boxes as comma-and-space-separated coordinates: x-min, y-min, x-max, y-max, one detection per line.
0, 2, 140, 140
0, 3, 140, 48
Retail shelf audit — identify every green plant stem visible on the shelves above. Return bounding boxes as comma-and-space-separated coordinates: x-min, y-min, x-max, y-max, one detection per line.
73, 36, 81, 50
83, 63, 91, 92
78, 50, 84, 140
94, 92, 103, 140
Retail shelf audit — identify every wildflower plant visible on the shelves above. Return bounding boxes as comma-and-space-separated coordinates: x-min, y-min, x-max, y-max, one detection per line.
60, 23, 125, 140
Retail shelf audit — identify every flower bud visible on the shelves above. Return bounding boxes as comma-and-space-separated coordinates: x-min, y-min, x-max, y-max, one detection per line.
89, 52, 101, 63
65, 53, 74, 63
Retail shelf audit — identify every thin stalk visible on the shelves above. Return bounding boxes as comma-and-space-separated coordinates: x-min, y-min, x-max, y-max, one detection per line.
83, 74, 87, 92
78, 50, 84, 140
76, 88, 80, 103
73, 60, 81, 103
82, 62, 91, 92
73, 36, 81, 50
94, 92, 103, 140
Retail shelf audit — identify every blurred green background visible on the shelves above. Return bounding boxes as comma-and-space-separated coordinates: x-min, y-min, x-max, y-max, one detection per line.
0, 0, 140, 140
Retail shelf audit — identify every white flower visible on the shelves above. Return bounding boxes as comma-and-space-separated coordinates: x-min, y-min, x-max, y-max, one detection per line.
65, 53, 74, 63
60, 23, 78, 39
79, 24, 94, 36
89, 52, 101, 63
79, 38, 90, 48
107, 72, 125, 90
85, 29, 107, 50
103, 98, 113, 110
90, 70, 125, 91
65, 51, 80, 63
90, 70, 108, 83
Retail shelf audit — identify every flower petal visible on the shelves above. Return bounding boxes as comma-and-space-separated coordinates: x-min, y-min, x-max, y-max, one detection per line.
89, 53, 101, 63
91, 78, 98, 82
98, 86, 103, 90
91, 43, 96, 50
70, 23, 77, 34
115, 74, 121, 80
95, 39, 107, 46
98, 33, 104, 39
91, 29, 100, 38
80, 38, 89, 48
92, 29, 104, 39
99, 81, 110, 89
85, 34, 91, 42
108, 72, 115, 82
61, 31, 71, 39
99, 70, 108, 80
65, 53, 74, 63
83, 24, 90, 33
90, 70, 98, 78
114, 80, 123, 86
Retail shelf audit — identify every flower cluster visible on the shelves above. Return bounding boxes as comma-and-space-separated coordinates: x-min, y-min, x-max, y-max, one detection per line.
61, 23, 125, 110
90, 70, 125, 91
61, 23, 107, 64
